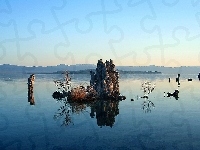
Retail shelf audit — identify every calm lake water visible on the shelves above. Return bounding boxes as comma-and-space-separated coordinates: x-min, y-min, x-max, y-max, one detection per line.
0, 73, 200, 150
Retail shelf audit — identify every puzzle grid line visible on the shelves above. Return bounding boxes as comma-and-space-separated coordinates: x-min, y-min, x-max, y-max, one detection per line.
1, 0, 200, 149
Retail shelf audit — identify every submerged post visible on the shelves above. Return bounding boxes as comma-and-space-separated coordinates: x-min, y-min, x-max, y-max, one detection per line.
176, 73, 180, 86
28, 74, 35, 105
198, 73, 200, 81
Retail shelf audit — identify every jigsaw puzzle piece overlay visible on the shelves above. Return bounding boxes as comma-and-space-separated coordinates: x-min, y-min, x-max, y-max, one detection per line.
140, 3, 199, 66
0, 80, 28, 149
24, 89, 53, 149
135, 1, 200, 66
163, 28, 200, 66
60, 14, 121, 64
0, 1, 68, 70
140, 1, 200, 59
0, 0, 64, 38
12, 20, 74, 67
52, 0, 103, 34
0, 0, 75, 67
99, 1, 162, 66
191, 0, 200, 7
0, 20, 18, 61
0, 0, 12, 14
53, 0, 135, 65
141, 1, 200, 38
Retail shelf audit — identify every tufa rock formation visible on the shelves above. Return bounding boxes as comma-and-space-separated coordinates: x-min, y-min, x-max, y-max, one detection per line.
90, 59, 120, 99
53, 59, 125, 101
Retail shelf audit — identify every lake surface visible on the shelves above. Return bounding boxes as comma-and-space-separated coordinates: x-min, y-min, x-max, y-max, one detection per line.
1, 73, 200, 150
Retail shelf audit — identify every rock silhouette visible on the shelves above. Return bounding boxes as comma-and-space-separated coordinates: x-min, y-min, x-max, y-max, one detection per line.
27, 74, 35, 105
165, 90, 179, 100
90, 59, 120, 99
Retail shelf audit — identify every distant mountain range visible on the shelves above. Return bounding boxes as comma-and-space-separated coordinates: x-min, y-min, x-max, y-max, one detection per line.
0, 64, 200, 74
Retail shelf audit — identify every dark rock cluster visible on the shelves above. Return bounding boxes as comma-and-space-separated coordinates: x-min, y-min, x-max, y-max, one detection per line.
90, 59, 120, 99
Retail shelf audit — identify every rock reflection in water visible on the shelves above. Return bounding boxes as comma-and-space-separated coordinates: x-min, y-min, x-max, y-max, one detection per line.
53, 96, 120, 127
90, 99, 119, 128
53, 99, 74, 126
141, 99, 155, 113
140, 81, 156, 113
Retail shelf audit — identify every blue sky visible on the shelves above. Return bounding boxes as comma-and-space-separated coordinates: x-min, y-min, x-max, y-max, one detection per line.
0, 0, 200, 66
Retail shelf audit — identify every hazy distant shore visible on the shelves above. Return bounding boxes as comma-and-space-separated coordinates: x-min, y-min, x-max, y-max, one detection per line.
1, 64, 200, 74
25, 70, 162, 75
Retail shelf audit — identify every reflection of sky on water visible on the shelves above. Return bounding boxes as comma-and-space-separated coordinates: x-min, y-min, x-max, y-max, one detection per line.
1, 74, 200, 149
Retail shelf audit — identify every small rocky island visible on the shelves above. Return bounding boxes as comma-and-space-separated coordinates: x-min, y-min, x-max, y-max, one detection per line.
53, 59, 126, 101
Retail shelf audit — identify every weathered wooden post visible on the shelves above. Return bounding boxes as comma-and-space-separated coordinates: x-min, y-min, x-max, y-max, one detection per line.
28, 74, 35, 105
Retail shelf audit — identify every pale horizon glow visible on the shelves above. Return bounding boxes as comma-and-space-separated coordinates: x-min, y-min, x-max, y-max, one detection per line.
0, 1, 200, 67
